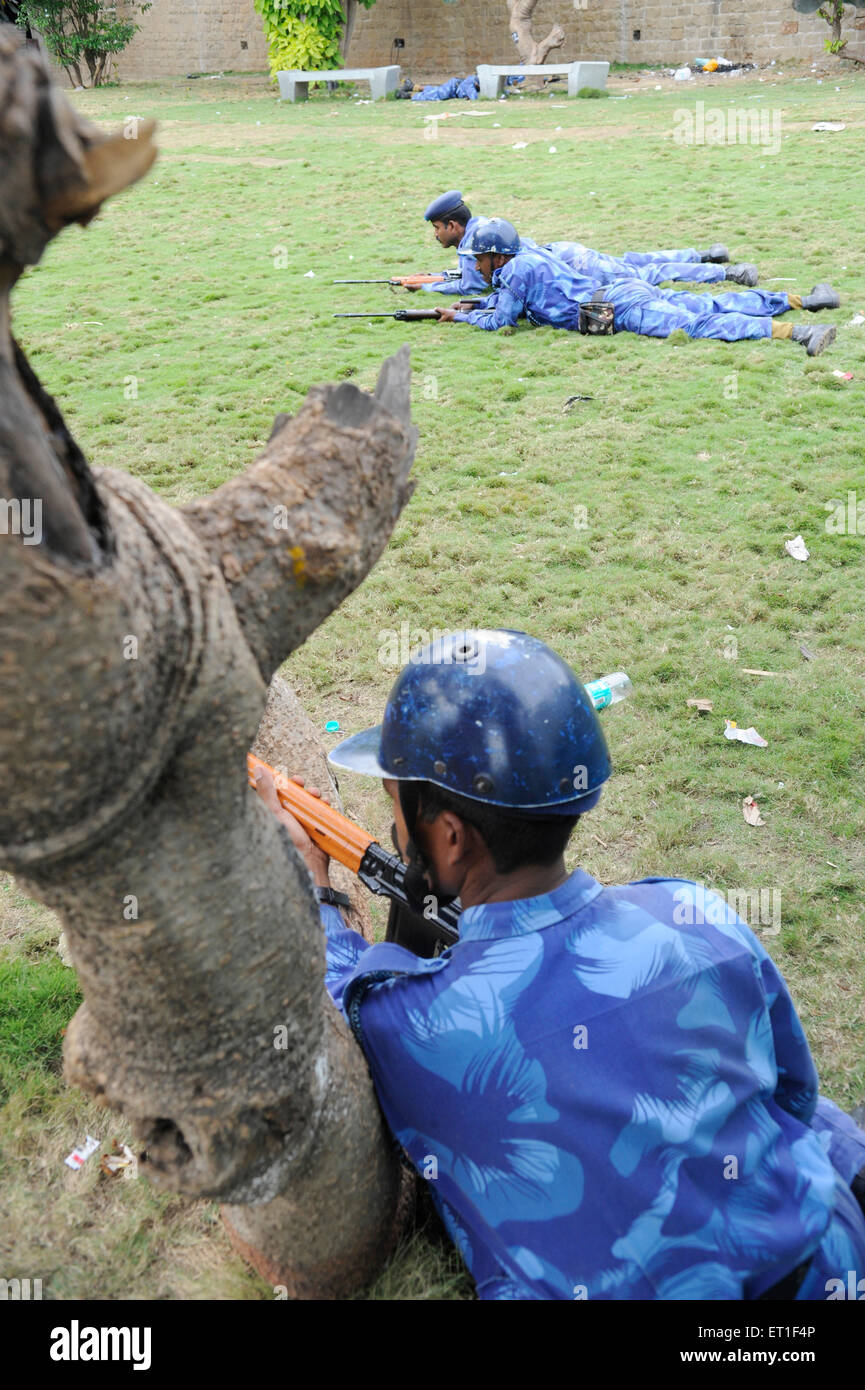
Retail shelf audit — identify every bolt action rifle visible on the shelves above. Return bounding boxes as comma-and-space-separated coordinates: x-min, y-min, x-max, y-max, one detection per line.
333, 272, 461, 287
247, 752, 460, 955
334, 303, 481, 323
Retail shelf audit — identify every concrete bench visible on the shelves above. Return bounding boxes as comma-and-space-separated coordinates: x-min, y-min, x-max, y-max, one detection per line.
476, 61, 609, 100
277, 65, 401, 103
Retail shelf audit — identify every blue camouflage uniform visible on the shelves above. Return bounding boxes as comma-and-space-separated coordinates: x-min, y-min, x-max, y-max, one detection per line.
411, 75, 479, 102
320, 873, 865, 1300
453, 244, 782, 342
540, 239, 728, 287
424, 233, 725, 298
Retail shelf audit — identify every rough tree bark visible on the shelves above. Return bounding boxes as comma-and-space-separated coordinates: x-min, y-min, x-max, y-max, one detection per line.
338, 0, 358, 63
251, 673, 374, 943
0, 24, 415, 1298
507, 0, 565, 65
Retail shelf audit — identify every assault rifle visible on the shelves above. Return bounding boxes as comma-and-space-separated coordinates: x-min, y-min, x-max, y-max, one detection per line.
247, 753, 461, 954
247, 674, 631, 957
333, 272, 461, 287
334, 303, 481, 323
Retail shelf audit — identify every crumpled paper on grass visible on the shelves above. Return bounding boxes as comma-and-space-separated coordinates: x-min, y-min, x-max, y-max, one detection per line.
784, 535, 809, 561
724, 720, 768, 747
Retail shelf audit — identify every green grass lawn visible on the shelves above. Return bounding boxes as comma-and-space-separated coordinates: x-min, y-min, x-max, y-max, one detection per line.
2, 66, 865, 1300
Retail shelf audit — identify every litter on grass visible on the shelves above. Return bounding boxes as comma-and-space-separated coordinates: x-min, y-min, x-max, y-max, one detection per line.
100, 1141, 138, 1180
811, 121, 845, 131
512, 141, 529, 149
563, 395, 593, 411
847, 314, 865, 326
65, 1135, 100, 1170
742, 795, 765, 827
724, 720, 768, 747
832, 370, 854, 380
799, 643, 817, 661
687, 698, 714, 713
784, 535, 809, 561
324, 719, 340, 732
303, 271, 315, 278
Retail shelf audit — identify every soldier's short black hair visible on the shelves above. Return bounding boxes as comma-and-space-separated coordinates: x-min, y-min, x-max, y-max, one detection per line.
446, 202, 472, 228
415, 781, 578, 875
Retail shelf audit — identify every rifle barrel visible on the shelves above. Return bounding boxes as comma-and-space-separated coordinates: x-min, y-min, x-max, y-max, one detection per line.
334, 310, 441, 320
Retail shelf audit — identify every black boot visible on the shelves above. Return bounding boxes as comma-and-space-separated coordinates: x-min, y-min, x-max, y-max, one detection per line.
801, 283, 840, 311
791, 323, 836, 356
700, 243, 729, 263
724, 263, 758, 287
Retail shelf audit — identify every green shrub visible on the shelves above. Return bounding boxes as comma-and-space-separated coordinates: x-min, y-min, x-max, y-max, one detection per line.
254, 0, 376, 79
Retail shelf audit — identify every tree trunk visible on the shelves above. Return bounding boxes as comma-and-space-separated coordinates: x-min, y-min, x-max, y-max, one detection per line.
339, 0, 358, 63
507, 0, 565, 65
251, 673, 375, 943
0, 25, 415, 1298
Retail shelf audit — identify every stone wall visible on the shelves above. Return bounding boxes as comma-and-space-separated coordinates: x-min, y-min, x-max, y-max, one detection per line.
109, 0, 865, 83
115, 0, 268, 80
348, 0, 864, 75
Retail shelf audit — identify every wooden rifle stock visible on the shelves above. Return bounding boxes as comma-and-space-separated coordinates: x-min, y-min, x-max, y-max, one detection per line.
247, 752, 374, 873
247, 752, 461, 948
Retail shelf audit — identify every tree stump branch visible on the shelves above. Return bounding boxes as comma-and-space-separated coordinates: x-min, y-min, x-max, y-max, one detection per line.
507, 0, 565, 65
0, 22, 414, 1296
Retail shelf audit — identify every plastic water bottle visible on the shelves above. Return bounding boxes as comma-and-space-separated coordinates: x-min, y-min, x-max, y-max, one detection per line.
584, 672, 633, 710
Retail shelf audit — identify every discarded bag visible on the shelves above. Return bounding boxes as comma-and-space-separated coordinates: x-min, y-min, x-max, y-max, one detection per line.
724, 720, 768, 747
784, 535, 809, 562
742, 795, 765, 826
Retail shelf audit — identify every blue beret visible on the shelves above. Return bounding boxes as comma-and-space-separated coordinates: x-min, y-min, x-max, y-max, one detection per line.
424, 189, 464, 222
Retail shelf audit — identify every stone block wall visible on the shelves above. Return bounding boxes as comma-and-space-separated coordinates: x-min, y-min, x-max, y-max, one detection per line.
115, 0, 268, 80
106, 0, 863, 83
349, 0, 861, 74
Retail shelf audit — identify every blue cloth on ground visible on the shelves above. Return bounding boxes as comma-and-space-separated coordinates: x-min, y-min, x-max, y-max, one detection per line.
411, 75, 479, 101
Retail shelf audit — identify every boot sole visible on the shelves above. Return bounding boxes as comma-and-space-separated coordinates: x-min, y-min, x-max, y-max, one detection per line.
808, 325, 837, 356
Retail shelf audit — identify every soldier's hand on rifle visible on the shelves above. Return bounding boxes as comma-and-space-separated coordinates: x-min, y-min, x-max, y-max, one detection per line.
435, 307, 457, 323
252, 767, 331, 887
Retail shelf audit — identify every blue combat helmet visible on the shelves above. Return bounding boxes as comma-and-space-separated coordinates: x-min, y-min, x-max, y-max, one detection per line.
328, 630, 611, 816
460, 217, 521, 258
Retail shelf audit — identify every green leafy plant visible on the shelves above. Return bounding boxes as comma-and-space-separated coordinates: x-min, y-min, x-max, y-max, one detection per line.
816, 0, 848, 51
254, 0, 376, 79
267, 17, 341, 74
17, 0, 151, 87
